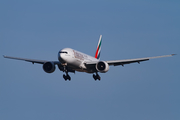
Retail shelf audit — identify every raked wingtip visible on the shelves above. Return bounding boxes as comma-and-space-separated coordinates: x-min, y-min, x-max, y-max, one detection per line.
171, 54, 177, 56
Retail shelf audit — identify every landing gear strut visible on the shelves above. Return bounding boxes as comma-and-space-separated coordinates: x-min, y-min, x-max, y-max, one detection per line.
62, 65, 71, 81
93, 73, 101, 81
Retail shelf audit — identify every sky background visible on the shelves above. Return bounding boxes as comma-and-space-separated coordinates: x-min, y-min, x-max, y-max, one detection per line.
0, 0, 180, 120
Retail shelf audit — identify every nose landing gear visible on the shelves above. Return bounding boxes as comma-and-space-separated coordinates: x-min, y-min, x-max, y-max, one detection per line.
93, 73, 101, 81
62, 65, 71, 81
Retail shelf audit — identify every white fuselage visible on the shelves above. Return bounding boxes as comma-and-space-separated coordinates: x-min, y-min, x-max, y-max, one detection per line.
58, 48, 99, 73
3, 34, 175, 81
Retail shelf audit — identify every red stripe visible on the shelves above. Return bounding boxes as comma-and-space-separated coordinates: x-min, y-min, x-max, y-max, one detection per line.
95, 46, 99, 58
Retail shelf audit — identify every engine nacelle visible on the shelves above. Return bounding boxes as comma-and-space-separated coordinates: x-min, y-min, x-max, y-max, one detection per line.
43, 62, 56, 73
96, 61, 109, 73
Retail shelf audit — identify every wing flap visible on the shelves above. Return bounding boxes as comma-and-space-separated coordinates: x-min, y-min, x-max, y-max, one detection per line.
106, 54, 175, 66
3, 55, 60, 65
112, 59, 149, 66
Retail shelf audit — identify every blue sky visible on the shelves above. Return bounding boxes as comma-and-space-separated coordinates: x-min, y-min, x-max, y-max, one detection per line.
0, 0, 180, 120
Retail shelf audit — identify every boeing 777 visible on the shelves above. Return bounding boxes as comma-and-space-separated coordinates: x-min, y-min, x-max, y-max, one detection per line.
3, 35, 175, 81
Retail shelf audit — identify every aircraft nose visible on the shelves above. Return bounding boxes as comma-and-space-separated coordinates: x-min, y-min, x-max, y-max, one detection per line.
58, 52, 63, 62
58, 51, 67, 63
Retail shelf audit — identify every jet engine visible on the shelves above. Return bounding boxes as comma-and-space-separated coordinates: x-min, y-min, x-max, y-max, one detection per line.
96, 61, 109, 73
43, 62, 56, 73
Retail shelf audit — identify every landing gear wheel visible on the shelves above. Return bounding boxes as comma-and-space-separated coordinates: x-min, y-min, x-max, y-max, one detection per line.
93, 73, 101, 81
93, 74, 97, 81
63, 74, 67, 81
63, 74, 71, 81
97, 75, 101, 81
67, 74, 71, 81
96, 74, 100, 80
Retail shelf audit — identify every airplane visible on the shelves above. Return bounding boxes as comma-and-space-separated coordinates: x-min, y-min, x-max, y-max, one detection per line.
3, 35, 175, 81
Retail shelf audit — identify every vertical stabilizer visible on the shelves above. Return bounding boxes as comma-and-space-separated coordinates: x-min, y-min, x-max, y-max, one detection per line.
95, 35, 102, 59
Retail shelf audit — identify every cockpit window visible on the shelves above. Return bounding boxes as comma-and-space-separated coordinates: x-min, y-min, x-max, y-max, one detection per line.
59, 51, 68, 54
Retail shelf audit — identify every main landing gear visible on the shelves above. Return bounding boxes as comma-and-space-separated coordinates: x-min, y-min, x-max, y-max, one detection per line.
93, 73, 101, 81
63, 73, 71, 81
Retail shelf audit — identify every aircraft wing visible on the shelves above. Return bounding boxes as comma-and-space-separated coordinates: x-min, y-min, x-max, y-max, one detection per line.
106, 54, 175, 66
3, 55, 60, 65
